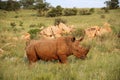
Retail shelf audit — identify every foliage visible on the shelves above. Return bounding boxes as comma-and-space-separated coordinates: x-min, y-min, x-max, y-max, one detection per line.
46, 5, 63, 17
10, 22, 16, 28
28, 28, 40, 39
54, 18, 66, 26
79, 9, 91, 15
71, 28, 85, 38
36, 1, 50, 16
101, 7, 109, 13
104, 0, 119, 9
89, 8, 95, 13
20, 0, 35, 9
0, 0, 20, 11
19, 21, 23, 26
63, 8, 77, 16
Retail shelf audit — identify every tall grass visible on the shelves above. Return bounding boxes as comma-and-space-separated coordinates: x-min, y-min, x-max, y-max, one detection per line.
0, 9, 120, 80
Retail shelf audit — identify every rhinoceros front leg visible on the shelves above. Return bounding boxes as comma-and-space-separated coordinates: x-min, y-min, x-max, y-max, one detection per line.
58, 54, 67, 63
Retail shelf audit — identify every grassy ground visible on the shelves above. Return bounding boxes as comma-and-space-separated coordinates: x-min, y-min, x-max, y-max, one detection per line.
0, 9, 120, 80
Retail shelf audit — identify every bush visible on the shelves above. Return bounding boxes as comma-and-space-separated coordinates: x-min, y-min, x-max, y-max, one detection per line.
89, 8, 95, 13
101, 7, 109, 13
29, 24, 36, 28
14, 15, 19, 18
79, 9, 91, 15
64, 8, 77, 16
10, 22, 16, 28
71, 28, 85, 38
19, 21, 23, 26
28, 28, 40, 39
46, 6, 63, 17
0, 1, 20, 11
54, 18, 67, 26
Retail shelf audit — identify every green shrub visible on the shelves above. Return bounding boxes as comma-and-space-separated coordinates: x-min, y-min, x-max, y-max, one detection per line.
89, 8, 95, 13
19, 21, 23, 26
64, 8, 77, 16
29, 24, 36, 28
71, 28, 85, 38
28, 28, 40, 39
79, 9, 91, 15
14, 15, 19, 18
0, 0, 20, 11
46, 6, 63, 17
10, 22, 16, 28
54, 18, 66, 26
101, 7, 109, 13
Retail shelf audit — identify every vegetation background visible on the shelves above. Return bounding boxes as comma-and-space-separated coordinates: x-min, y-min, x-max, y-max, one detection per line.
0, 0, 120, 80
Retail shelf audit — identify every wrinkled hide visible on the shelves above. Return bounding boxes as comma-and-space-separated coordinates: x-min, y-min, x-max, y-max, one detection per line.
26, 36, 90, 64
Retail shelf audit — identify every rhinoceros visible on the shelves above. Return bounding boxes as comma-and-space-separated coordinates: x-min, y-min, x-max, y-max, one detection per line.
25, 36, 90, 64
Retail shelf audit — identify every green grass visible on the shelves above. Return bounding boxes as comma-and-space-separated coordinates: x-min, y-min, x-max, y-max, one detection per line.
0, 9, 120, 80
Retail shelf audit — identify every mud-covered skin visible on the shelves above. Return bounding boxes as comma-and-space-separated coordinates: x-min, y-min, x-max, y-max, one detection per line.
26, 36, 90, 64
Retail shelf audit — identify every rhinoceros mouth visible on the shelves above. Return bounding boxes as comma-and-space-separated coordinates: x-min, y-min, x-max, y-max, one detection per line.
80, 56, 87, 60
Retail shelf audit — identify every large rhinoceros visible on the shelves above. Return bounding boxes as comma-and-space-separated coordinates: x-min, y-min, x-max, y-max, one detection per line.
25, 36, 90, 64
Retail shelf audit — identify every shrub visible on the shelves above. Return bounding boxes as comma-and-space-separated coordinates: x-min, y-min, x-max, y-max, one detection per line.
54, 18, 67, 26
89, 8, 95, 13
19, 21, 23, 26
101, 7, 109, 13
46, 6, 63, 17
29, 24, 36, 28
10, 22, 16, 28
14, 15, 19, 18
64, 8, 77, 16
28, 28, 40, 39
71, 28, 85, 38
79, 9, 91, 15
0, 0, 20, 11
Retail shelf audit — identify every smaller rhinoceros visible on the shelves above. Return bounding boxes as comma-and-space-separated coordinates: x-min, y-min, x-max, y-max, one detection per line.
25, 36, 90, 64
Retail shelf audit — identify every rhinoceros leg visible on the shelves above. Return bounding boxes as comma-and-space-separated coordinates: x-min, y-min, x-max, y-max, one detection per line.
26, 46, 39, 64
58, 54, 67, 63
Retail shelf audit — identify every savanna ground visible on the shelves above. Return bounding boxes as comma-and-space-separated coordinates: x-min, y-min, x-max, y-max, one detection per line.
0, 9, 120, 80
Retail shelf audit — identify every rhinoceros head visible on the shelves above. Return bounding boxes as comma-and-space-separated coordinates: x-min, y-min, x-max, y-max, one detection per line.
71, 37, 90, 59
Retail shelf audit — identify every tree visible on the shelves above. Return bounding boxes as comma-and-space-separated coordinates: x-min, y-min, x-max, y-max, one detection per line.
0, 1, 7, 10
0, 0, 20, 11
105, 0, 119, 9
20, 0, 35, 9
35, 0, 50, 16
46, 5, 63, 17
64, 8, 77, 16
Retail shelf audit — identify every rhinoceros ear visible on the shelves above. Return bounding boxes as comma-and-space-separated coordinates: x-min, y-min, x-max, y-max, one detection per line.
77, 37, 84, 42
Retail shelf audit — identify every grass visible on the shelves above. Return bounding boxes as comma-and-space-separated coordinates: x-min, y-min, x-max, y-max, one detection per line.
0, 8, 120, 80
